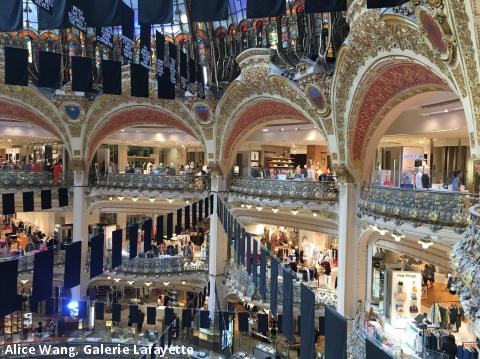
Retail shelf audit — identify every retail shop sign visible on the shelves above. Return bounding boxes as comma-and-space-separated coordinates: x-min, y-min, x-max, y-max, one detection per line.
402, 153, 424, 159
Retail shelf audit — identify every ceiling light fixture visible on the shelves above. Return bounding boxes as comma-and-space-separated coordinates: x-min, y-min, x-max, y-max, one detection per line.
127, 281, 135, 285
163, 282, 170, 286
167, 198, 174, 203
312, 210, 319, 217
114, 278, 121, 283
291, 209, 299, 215
144, 282, 152, 287
245, 204, 252, 209
117, 196, 125, 201
240, 204, 245, 208
378, 228, 388, 236
149, 198, 155, 202
256, 206, 263, 211
131, 197, 139, 202
418, 238, 434, 249
272, 208, 279, 213
109, 197, 113, 201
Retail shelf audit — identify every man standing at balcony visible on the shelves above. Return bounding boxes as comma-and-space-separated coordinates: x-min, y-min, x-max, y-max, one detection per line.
451, 170, 463, 192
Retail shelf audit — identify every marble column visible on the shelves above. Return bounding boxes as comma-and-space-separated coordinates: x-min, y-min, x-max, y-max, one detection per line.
70, 170, 89, 300
207, 171, 228, 317
336, 182, 360, 317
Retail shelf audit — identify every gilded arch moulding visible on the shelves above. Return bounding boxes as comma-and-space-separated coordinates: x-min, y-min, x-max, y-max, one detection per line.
0, 84, 73, 157
332, 10, 469, 167
215, 74, 331, 163
82, 95, 207, 162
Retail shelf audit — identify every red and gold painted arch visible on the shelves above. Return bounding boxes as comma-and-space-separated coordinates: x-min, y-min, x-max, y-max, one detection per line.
86, 107, 200, 164
350, 63, 448, 162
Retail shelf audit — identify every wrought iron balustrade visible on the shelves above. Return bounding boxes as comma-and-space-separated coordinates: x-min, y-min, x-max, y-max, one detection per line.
0, 248, 66, 272
230, 177, 339, 202
358, 185, 477, 231
112, 256, 208, 275
93, 173, 210, 192
0, 170, 68, 188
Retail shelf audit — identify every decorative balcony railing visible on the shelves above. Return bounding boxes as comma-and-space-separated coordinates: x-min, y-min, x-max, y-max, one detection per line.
224, 264, 337, 307
358, 185, 477, 231
0, 170, 68, 188
230, 177, 339, 202
450, 205, 480, 338
0, 248, 66, 272
111, 256, 208, 275
93, 173, 210, 192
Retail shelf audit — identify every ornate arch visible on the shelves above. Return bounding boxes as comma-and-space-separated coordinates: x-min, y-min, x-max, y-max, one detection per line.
215, 49, 332, 169
0, 85, 72, 157
83, 96, 207, 165
332, 9, 473, 173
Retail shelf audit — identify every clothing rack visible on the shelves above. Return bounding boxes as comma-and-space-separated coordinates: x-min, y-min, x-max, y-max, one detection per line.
431, 300, 461, 330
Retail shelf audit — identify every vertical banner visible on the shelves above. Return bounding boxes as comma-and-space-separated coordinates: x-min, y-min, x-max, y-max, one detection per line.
252, 240, 258, 287
90, 233, 105, 279
185, 206, 191, 230
147, 306, 157, 325
140, 24, 152, 69
238, 312, 249, 333
179, 51, 188, 90
235, 221, 240, 264
168, 42, 177, 94
156, 215, 164, 244
23, 191, 34, 212
270, 258, 278, 317
129, 223, 138, 259
246, 233, 251, 275
156, 31, 173, 99
166, 213, 173, 239
41, 189, 52, 209
198, 199, 204, 221
0, 259, 19, 316
176, 208, 183, 235
257, 313, 269, 334
112, 303, 121, 322
210, 194, 214, 215
143, 219, 152, 252
0, 0, 23, 32
200, 310, 210, 329
204, 196, 209, 218
129, 304, 139, 323
96, 26, 114, 48
259, 247, 267, 300
2, 193, 15, 215
192, 202, 198, 227
300, 284, 315, 359
32, 249, 54, 303
64, 241, 81, 289
282, 268, 294, 343
240, 228, 246, 266
182, 308, 192, 328
95, 302, 105, 320
325, 306, 347, 359
197, 64, 206, 99
188, 57, 196, 94
58, 187, 68, 207
121, 3, 135, 62
111, 229, 123, 269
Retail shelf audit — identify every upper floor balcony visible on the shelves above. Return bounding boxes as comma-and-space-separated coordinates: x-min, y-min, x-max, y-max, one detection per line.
0, 170, 68, 191
229, 177, 338, 204
358, 185, 476, 232
89, 173, 210, 202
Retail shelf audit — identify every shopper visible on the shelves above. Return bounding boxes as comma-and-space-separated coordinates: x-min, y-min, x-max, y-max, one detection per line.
415, 167, 423, 189
451, 170, 463, 192
421, 170, 431, 189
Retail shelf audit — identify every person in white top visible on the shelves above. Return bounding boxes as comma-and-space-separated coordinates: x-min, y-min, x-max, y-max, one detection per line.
415, 167, 423, 189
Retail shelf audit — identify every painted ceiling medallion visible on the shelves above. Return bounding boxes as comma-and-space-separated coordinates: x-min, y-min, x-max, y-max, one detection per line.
64, 103, 82, 121
306, 86, 327, 112
416, 7, 454, 62
193, 103, 211, 124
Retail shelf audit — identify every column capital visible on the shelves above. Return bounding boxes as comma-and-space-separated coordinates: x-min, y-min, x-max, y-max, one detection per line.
333, 165, 356, 184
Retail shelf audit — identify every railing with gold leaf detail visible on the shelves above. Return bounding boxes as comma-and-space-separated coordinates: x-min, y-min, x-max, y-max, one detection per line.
358, 185, 478, 232
230, 177, 339, 202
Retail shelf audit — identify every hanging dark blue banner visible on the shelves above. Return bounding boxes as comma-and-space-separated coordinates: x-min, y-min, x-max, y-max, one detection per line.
197, 64, 205, 99
121, 2, 135, 62
140, 24, 152, 69
259, 247, 267, 300
252, 239, 258, 287
156, 32, 175, 100
139, 0, 173, 25
64, 241, 81, 289
305, 0, 347, 12
240, 228, 246, 266
90, 233, 104, 279
71, 56, 93, 92
32, 249, 54, 303
179, 51, 188, 91
82, 0, 123, 27
192, 201, 198, 226
129, 223, 138, 259
95, 301, 105, 320
5, 47, 28, 87
23, 191, 34, 212
165, 307, 175, 327
300, 284, 315, 359
182, 308, 192, 328
325, 306, 347, 359
204, 196, 209, 218
156, 215, 164, 244
191, 0, 228, 21
246, 233, 251, 274
247, 0, 285, 18
38, 51, 62, 89
185, 206, 191, 230
257, 313, 268, 334
0, 259, 19, 316
131, 63, 149, 98
198, 199, 204, 221
270, 258, 278, 317
238, 312, 249, 333
33, 0, 55, 13
176, 208, 183, 235
112, 303, 121, 322
199, 310, 210, 329
166, 213, 173, 239
41, 189, 52, 209
282, 268, 294, 343
367, 0, 408, 8
218, 311, 230, 331
0, 0, 23, 32
147, 306, 157, 325
168, 42, 177, 90
96, 27, 114, 49
2, 193, 15, 215
143, 219, 152, 252
112, 229, 122, 269
102, 59, 122, 95
129, 304, 139, 323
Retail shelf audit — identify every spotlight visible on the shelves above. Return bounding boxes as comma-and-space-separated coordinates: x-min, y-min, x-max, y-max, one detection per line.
418, 237, 434, 249
272, 208, 279, 213
256, 206, 263, 211
312, 210, 319, 217
117, 196, 125, 201
167, 198, 174, 203
245, 204, 252, 209
291, 209, 299, 215
149, 198, 155, 202
391, 232, 405, 242
131, 197, 139, 202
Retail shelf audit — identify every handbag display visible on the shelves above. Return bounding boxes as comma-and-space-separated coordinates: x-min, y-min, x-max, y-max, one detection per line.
395, 292, 406, 301
411, 292, 417, 300
409, 305, 419, 313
